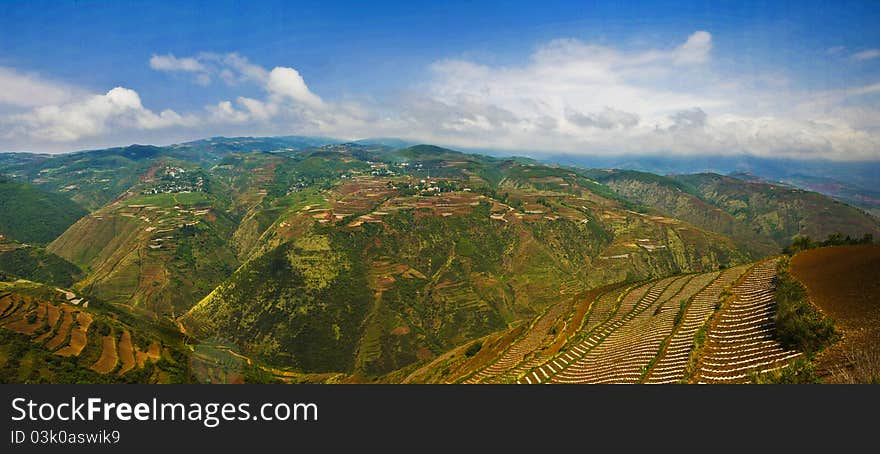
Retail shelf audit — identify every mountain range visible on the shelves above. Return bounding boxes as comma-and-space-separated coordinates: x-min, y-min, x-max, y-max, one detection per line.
0, 136, 877, 383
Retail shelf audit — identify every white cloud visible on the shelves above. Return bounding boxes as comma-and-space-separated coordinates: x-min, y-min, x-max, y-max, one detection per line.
565, 107, 640, 130
213, 53, 269, 84
423, 31, 726, 124
266, 67, 324, 108
149, 54, 207, 73
381, 31, 879, 160
208, 100, 251, 124
392, 31, 725, 152
149, 52, 269, 87
2, 32, 880, 161
130, 37, 880, 161
237, 96, 277, 121
1, 52, 334, 147
0, 66, 83, 108
853, 49, 880, 61
674, 31, 713, 65
668, 107, 707, 130
842, 82, 880, 98
3, 87, 194, 142
149, 54, 211, 86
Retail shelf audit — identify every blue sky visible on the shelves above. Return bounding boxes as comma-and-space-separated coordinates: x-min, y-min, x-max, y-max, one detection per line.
1, 0, 879, 159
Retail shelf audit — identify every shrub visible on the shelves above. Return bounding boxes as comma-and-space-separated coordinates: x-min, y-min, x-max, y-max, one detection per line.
749, 357, 818, 384
464, 341, 482, 358
673, 300, 688, 325
774, 259, 836, 355
783, 232, 876, 255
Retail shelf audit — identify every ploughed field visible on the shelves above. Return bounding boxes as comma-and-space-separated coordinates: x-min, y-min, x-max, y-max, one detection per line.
456, 259, 802, 384
790, 245, 880, 381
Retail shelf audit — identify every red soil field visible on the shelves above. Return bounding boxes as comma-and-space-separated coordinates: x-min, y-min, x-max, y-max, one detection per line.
790, 245, 880, 380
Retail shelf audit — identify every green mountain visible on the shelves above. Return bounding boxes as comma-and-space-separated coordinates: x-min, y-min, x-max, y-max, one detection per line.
673, 173, 880, 246
0, 137, 337, 211
0, 176, 87, 244
0, 145, 180, 211
0, 242, 82, 288
181, 145, 751, 375
581, 169, 879, 251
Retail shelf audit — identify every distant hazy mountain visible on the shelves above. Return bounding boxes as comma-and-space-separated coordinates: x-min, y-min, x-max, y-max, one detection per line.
531, 153, 880, 217
353, 137, 418, 149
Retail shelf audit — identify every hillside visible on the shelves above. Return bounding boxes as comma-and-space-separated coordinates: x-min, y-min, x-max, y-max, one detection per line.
0, 137, 336, 211
0, 145, 170, 211
582, 169, 880, 250
0, 176, 87, 244
673, 173, 880, 246
48, 190, 239, 317
548, 153, 880, 217
0, 279, 183, 383
581, 169, 779, 255
182, 145, 752, 375
407, 258, 813, 384
0, 276, 286, 384
0, 242, 82, 287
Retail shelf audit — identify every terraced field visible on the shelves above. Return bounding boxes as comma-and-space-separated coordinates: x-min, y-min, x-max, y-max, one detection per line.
464, 300, 571, 384
0, 284, 161, 377
643, 266, 749, 383
550, 275, 694, 384
696, 259, 801, 383
456, 258, 805, 384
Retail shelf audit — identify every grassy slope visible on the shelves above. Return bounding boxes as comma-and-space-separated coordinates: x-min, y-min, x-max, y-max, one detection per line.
177, 146, 752, 377
48, 193, 238, 316
0, 244, 82, 287
0, 176, 87, 244
0, 147, 162, 211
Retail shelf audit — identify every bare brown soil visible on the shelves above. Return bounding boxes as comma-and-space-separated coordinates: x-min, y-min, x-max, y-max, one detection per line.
791, 245, 880, 380
44, 305, 75, 351
145, 341, 161, 361
116, 330, 136, 374
34, 304, 62, 342
91, 334, 119, 374
55, 311, 92, 356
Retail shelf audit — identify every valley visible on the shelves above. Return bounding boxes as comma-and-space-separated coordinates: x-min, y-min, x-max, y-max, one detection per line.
0, 137, 877, 383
